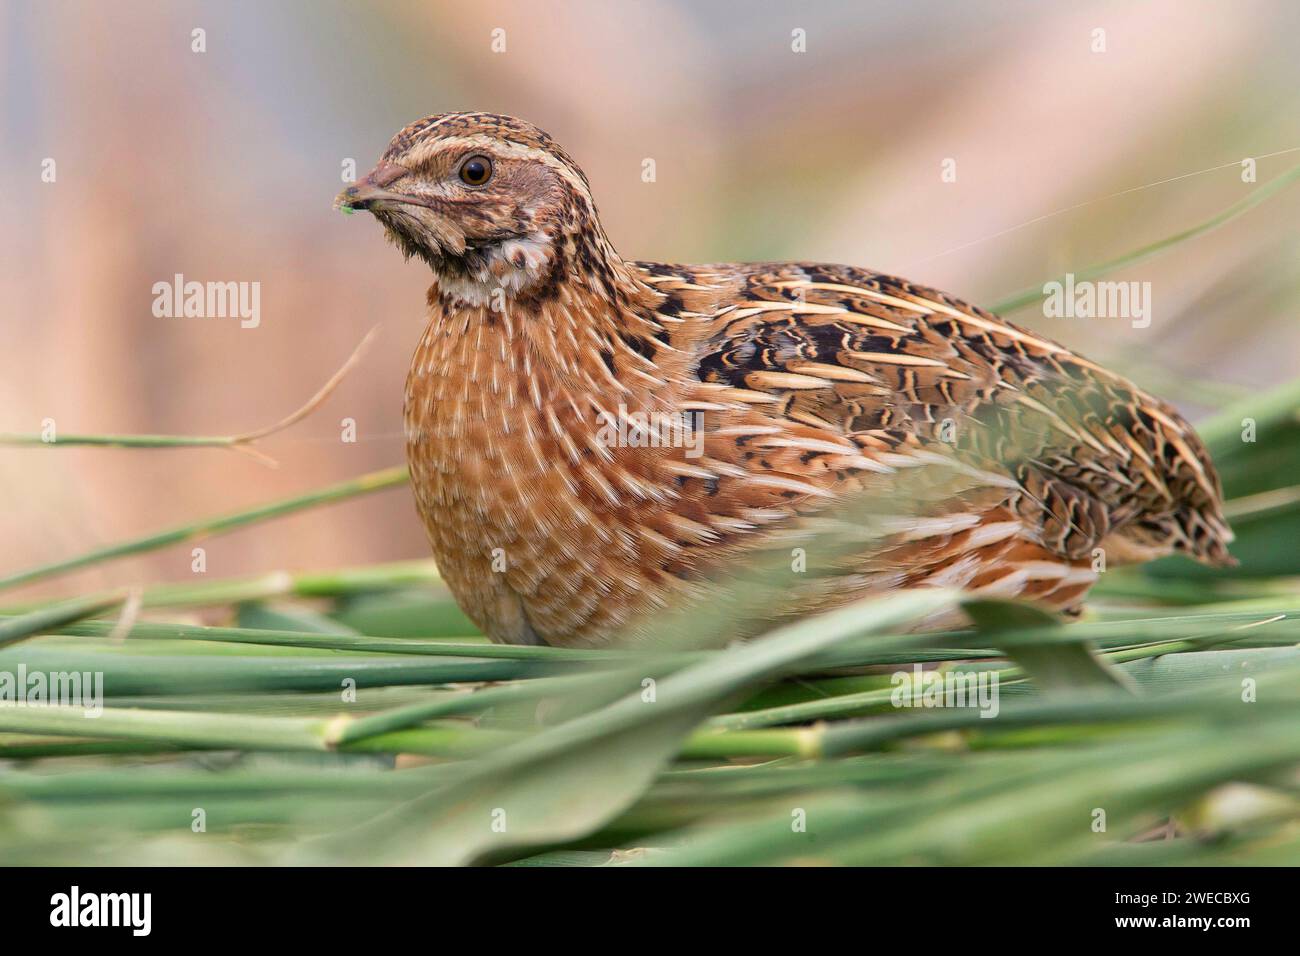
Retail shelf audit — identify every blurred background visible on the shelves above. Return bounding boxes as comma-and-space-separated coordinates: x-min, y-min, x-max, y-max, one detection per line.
1, 0, 1297, 602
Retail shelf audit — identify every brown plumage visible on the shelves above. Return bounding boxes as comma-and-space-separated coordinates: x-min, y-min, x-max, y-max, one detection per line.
337, 111, 1233, 648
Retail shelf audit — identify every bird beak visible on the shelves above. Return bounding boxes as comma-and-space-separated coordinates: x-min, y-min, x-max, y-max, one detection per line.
334, 161, 410, 213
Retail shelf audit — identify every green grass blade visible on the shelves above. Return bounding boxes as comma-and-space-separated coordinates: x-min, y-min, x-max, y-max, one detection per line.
0, 592, 126, 650
310, 589, 957, 865
0, 465, 409, 593
990, 161, 1300, 315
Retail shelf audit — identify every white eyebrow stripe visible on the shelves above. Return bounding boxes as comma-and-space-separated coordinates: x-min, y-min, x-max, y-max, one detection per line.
401, 134, 594, 204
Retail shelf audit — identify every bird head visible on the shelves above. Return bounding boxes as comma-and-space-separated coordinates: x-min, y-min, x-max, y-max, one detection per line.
336, 112, 614, 306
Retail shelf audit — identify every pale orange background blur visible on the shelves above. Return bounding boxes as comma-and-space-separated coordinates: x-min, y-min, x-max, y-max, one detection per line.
2, 0, 1297, 601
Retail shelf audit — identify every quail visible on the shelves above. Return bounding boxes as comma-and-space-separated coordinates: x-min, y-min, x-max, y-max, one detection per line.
337, 112, 1233, 648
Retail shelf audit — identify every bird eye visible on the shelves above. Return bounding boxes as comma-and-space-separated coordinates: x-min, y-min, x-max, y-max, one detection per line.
458, 155, 493, 187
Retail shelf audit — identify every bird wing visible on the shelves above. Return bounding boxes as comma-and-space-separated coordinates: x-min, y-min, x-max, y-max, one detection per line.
656, 261, 1232, 577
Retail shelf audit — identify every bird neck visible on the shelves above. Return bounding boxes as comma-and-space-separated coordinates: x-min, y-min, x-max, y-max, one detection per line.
424, 213, 654, 312
421, 213, 672, 388
412, 232, 684, 450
